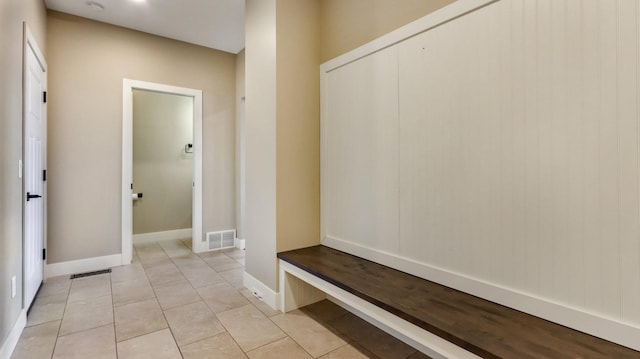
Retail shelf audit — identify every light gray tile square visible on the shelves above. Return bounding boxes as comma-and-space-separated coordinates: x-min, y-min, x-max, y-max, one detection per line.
12, 320, 60, 359
200, 253, 243, 272
117, 328, 182, 359
171, 254, 205, 269
219, 268, 245, 289
181, 332, 247, 359
196, 282, 249, 314
216, 304, 285, 352
112, 278, 155, 307
59, 295, 113, 336
271, 309, 346, 357
246, 337, 312, 359
154, 281, 200, 310
37, 276, 71, 298
164, 301, 225, 347
68, 274, 111, 303
53, 324, 116, 359
110, 264, 147, 284
179, 263, 226, 288
26, 293, 67, 327
145, 263, 187, 288
114, 298, 168, 342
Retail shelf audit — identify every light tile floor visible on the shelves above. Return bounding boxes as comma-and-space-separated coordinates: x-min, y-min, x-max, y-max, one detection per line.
12, 239, 429, 359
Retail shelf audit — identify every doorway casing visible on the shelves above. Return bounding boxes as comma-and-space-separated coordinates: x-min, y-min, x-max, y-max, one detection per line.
122, 79, 203, 264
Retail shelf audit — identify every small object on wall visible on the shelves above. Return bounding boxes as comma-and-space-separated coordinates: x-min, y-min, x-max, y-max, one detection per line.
132, 193, 143, 200
185, 143, 193, 153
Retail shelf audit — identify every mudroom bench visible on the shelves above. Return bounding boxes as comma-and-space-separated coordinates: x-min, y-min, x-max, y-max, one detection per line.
277, 245, 639, 359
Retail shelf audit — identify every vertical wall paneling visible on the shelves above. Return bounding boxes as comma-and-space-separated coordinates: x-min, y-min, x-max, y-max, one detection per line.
498, 0, 515, 288
618, 0, 640, 323
324, 46, 400, 254
511, 0, 528, 292
581, 0, 603, 314
549, 0, 568, 304
535, 0, 555, 300
598, 0, 622, 318
565, 0, 585, 309
321, 0, 640, 347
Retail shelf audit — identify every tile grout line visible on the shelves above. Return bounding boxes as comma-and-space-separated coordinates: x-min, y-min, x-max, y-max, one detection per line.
151, 241, 185, 358
109, 270, 119, 359
189, 243, 296, 357
172, 239, 249, 356
267, 316, 317, 358
48, 277, 71, 359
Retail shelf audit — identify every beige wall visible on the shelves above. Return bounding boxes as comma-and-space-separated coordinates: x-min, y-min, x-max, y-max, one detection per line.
319, 0, 454, 62
275, 0, 320, 252
0, 0, 47, 346
244, 0, 454, 292
47, 11, 236, 263
132, 90, 193, 234
245, 0, 321, 292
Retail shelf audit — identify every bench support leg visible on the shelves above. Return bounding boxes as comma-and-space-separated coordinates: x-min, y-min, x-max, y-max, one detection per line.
279, 267, 326, 313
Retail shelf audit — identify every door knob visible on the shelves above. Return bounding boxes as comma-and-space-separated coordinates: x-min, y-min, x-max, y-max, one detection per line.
26, 192, 42, 201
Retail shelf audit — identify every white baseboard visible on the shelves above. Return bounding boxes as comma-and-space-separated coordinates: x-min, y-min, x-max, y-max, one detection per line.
45, 254, 123, 279
132, 228, 192, 245
243, 271, 279, 311
323, 236, 640, 352
234, 238, 246, 250
0, 309, 26, 359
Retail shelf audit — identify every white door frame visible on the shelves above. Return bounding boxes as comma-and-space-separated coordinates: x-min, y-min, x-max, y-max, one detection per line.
23, 23, 47, 308
122, 79, 203, 264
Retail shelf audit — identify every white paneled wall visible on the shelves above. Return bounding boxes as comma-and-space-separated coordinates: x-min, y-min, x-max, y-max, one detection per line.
321, 0, 640, 348
324, 46, 399, 255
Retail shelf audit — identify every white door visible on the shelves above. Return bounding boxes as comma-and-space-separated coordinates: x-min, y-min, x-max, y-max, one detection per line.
24, 38, 47, 309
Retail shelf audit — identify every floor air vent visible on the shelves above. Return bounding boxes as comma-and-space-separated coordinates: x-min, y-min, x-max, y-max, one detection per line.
206, 229, 236, 251
70, 268, 112, 279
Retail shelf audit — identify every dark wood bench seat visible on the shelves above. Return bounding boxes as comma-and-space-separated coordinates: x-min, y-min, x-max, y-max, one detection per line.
277, 245, 640, 359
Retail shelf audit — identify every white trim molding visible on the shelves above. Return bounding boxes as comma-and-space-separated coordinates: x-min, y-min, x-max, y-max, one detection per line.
243, 271, 279, 310
0, 310, 26, 359
234, 238, 246, 250
319, 0, 496, 74
45, 254, 122, 279
132, 228, 192, 245
122, 79, 203, 265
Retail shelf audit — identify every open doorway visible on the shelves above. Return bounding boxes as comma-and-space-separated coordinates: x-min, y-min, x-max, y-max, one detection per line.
132, 90, 193, 242
122, 80, 203, 264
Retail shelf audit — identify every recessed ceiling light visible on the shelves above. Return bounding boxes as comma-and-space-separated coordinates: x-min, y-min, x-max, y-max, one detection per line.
86, 1, 104, 11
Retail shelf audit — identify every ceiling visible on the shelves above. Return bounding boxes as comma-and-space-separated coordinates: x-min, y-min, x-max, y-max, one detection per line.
45, 0, 245, 54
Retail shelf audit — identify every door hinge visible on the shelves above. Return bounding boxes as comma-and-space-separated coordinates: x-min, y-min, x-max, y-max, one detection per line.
43, 91, 47, 103
42, 248, 46, 261
43, 169, 47, 181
